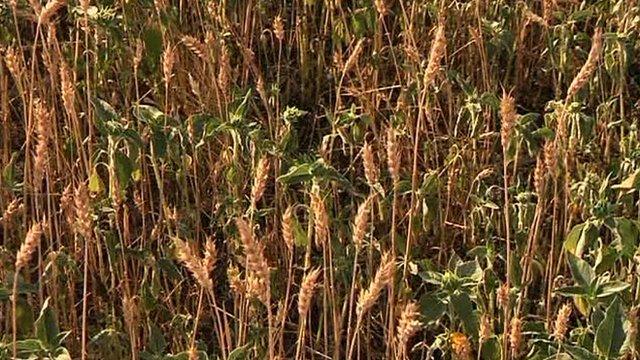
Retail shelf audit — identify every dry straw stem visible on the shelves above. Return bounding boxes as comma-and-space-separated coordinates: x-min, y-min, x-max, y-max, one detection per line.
374, 0, 387, 17
395, 302, 422, 359
356, 252, 395, 317
565, 28, 603, 102
343, 38, 366, 77
236, 218, 270, 303
298, 268, 322, 318
534, 155, 546, 195
60, 62, 76, 116
15, 222, 43, 270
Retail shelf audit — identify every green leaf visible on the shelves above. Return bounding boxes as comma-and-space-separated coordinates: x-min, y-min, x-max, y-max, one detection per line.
148, 323, 167, 354
455, 259, 482, 282
596, 281, 630, 298
481, 336, 501, 360
555, 285, 588, 297
277, 158, 352, 189
35, 297, 60, 350
89, 167, 105, 194
564, 222, 598, 257
567, 253, 594, 289
563, 344, 597, 360
612, 217, 638, 258
114, 150, 135, 189
227, 344, 251, 360
594, 297, 625, 358
612, 169, 640, 190
450, 292, 479, 340
134, 104, 166, 125
292, 213, 308, 248
419, 293, 446, 323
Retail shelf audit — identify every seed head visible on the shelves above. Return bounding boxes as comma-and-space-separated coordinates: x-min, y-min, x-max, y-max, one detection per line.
510, 317, 523, 354
352, 195, 373, 248
310, 185, 329, 247
362, 141, 380, 186
298, 268, 321, 319
251, 157, 270, 207
273, 16, 285, 42
395, 302, 422, 359
450, 332, 472, 360
479, 314, 492, 344
357, 252, 394, 317
182, 35, 207, 60
566, 28, 603, 101
386, 127, 400, 185
282, 206, 295, 253
553, 303, 571, 342
15, 222, 43, 270
423, 22, 447, 87
500, 90, 517, 149
236, 218, 270, 303
174, 237, 213, 291
33, 99, 51, 189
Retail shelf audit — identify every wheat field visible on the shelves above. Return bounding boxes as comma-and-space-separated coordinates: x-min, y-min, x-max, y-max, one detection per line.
1, 0, 640, 359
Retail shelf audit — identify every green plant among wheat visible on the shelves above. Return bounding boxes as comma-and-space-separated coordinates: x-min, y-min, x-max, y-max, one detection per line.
1, 0, 640, 359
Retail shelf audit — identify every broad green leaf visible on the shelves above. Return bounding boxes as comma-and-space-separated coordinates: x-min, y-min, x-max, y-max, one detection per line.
89, 167, 105, 194
455, 259, 483, 282
419, 293, 446, 323
564, 222, 597, 257
228, 344, 251, 360
563, 344, 597, 360
480, 336, 501, 360
35, 297, 60, 350
148, 323, 167, 354
612, 217, 638, 258
596, 281, 630, 298
594, 297, 625, 358
450, 292, 479, 340
15, 339, 44, 351
114, 150, 135, 189
555, 286, 588, 297
612, 169, 640, 190
567, 253, 594, 289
